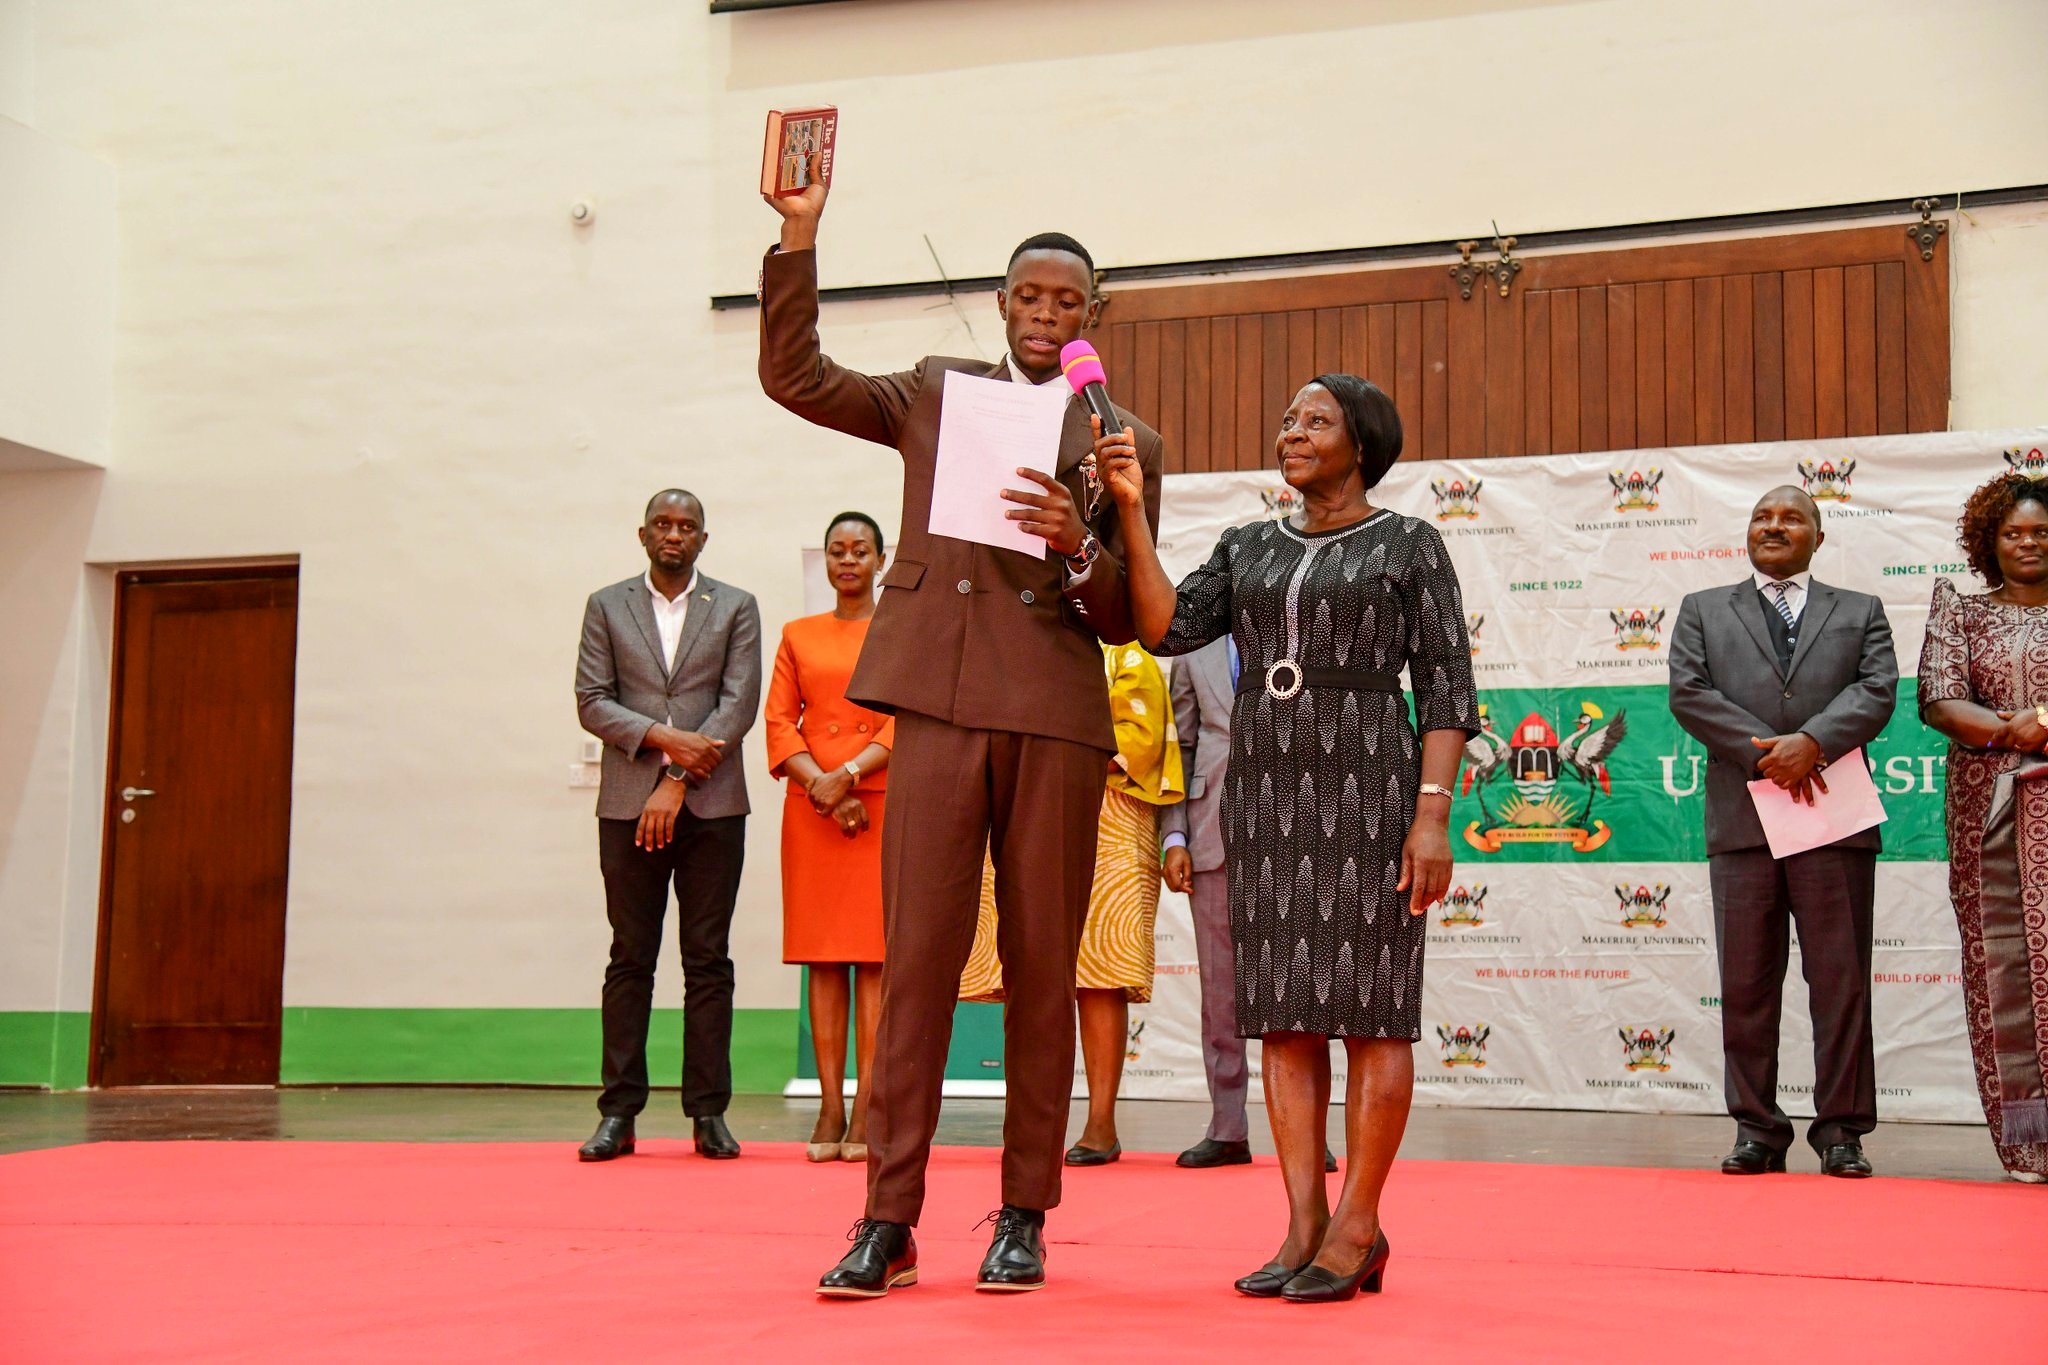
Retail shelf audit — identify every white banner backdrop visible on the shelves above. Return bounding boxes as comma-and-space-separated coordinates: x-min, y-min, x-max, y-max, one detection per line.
1105, 427, 2048, 1123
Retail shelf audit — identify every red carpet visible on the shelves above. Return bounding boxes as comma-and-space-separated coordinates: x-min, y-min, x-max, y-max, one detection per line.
3, 1140, 2043, 1362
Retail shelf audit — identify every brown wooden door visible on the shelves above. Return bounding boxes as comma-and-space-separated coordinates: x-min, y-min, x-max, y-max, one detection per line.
93, 566, 299, 1086
1096, 223, 1949, 472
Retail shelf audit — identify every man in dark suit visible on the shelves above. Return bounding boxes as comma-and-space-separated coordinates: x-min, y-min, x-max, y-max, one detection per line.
1668, 485, 1897, 1179
761, 177, 1162, 1297
574, 489, 762, 1163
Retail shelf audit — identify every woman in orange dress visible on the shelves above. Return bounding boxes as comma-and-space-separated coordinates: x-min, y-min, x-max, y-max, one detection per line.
765, 513, 894, 1163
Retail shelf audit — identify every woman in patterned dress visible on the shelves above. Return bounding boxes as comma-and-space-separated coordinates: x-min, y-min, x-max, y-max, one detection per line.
1919, 473, 2048, 1183
1097, 374, 1479, 1301
958, 644, 1184, 1164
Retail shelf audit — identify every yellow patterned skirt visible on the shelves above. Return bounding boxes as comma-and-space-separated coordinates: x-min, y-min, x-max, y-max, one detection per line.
959, 785, 1161, 1004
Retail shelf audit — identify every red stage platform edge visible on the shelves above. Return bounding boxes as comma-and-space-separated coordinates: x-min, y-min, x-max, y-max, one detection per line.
4, 1140, 2044, 1363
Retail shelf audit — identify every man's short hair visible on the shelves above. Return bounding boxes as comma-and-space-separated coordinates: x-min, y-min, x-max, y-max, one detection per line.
644, 488, 703, 523
1007, 232, 1095, 281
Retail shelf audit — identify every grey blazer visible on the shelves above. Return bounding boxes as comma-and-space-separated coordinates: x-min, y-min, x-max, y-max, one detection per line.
575, 573, 762, 821
1161, 637, 1233, 873
1667, 578, 1897, 856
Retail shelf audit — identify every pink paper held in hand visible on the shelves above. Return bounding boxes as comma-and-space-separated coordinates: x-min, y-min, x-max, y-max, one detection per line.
1746, 745, 1887, 860
1059, 340, 1108, 392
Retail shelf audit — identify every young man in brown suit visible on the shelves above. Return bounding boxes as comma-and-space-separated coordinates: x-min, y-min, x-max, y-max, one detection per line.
761, 175, 1162, 1298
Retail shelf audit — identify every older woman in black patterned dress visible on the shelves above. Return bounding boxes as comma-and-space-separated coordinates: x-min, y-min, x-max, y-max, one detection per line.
1098, 374, 1479, 1302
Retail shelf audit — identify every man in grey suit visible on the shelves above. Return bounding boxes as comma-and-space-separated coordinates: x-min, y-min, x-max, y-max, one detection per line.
1162, 637, 1252, 1167
574, 489, 762, 1162
1669, 485, 1897, 1179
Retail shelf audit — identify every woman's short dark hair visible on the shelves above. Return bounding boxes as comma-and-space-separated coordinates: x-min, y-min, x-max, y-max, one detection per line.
824, 511, 885, 556
1957, 473, 2048, 587
1306, 374, 1403, 489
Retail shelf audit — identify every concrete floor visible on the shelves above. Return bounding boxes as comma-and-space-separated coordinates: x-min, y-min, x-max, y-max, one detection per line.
0, 1086, 2014, 1182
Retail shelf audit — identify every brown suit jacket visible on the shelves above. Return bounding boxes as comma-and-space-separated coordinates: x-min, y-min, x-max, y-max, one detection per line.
759, 246, 1164, 753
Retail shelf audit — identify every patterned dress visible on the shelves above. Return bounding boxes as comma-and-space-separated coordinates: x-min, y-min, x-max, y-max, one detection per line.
1157, 510, 1480, 1039
959, 644, 1185, 1003
1918, 577, 2048, 1177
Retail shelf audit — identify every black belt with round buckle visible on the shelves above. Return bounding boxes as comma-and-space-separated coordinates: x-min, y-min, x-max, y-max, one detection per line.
1236, 663, 1404, 700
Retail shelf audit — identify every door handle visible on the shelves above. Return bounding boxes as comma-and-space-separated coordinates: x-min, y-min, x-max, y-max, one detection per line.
121, 787, 156, 802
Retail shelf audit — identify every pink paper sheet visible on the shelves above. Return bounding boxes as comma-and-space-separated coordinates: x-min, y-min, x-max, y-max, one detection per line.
1746, 745, 1888, 859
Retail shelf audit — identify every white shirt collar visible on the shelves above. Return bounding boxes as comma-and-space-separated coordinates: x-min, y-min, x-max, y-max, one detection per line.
1752, 569, 1810, 595
644, 569, 698, 604
1002, 352, 1047, 386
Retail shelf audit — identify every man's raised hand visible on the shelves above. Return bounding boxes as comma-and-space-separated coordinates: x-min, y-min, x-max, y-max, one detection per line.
763, 150, 827, 252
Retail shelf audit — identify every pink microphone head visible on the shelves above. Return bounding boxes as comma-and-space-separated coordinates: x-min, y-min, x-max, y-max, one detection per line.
1059, 339, 1108, 394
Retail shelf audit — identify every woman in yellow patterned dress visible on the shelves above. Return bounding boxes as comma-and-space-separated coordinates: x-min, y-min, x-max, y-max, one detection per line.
959, 642, 1184, 1165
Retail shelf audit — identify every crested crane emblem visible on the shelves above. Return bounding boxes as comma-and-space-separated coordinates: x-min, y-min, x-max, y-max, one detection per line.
1438, 884, 1489, 928
1429, 476, 1483, 521
1608, 467, 1663, 512
1619, 1026, 1677, 1072
1610, 607, 1666, 651
1436, 1023, 1491, 1068
2004, 447, 2048, 477
1615, 883, 1672, 929
1463, 702, 1626, 853
1796, 457, 1856, 502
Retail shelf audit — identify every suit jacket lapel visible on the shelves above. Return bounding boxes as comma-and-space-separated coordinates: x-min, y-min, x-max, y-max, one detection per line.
1729, 582, 1783, 679
668, 577, 717, 680
624, 579, 665, 674
1785, 583, 1837, 683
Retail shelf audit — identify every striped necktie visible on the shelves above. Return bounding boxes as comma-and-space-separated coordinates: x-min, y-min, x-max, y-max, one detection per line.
1765, 579, 1797, 628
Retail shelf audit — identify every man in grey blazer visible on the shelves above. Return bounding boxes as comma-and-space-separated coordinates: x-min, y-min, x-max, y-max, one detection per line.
1161, 637, 1251, 1167
574, 489, 762, 1162
1668, 485, 1897, 1179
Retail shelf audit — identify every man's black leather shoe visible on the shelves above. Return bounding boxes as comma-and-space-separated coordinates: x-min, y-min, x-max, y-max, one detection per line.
974, 1205, 1047, 1292
1720, 1140, 1787, 1175
1177, 1138, 1253, 1168
1821, 1142, 1873, 1178
817, 1219, 917, 1299
577, 1116, 635, 1162
693, 1115, 740, 1159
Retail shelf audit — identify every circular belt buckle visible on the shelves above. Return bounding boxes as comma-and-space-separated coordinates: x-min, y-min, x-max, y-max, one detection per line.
1265, 658, 1304, 701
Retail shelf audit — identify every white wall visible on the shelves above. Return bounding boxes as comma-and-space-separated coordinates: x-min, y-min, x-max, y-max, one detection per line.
2, 0, 2045, 1035
0, 115, 115, 469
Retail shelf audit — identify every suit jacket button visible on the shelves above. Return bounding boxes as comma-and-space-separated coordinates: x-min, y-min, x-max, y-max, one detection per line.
1020, 590, 1035, 605
1782, 690, 1792, 699
856, 722, 869, 733
956, 579, 971, 594
828, 723, 840, 735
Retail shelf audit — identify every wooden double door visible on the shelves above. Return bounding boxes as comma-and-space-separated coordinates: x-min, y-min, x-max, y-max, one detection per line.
93, 565, 299, 1087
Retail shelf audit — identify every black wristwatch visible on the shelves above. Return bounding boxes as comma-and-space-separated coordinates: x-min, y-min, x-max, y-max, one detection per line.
1065, 532, 1101, 573
663, 764, 689, 783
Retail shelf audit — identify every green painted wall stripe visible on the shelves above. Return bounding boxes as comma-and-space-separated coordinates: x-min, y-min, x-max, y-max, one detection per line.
0, 1009, 798, 1093
279, 1007, 799, 1091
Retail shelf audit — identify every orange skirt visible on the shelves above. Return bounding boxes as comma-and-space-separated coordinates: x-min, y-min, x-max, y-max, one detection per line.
780, 785, 887, 965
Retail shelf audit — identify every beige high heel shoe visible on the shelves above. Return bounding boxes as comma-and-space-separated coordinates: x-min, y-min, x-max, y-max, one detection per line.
840, 1142, 869, 1162
806, 1116, 847, 1163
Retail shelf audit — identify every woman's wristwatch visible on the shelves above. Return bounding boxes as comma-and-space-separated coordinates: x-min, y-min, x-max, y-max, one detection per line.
843, 758, 862, 780
663, 764, 689, 783
1418, 783, 1455, 800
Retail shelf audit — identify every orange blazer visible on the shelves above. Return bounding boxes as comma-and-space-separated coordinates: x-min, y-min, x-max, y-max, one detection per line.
765, 613, 895, 790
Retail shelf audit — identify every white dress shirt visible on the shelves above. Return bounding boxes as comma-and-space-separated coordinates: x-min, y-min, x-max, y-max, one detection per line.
1753, 569, 1811, 623
644, 569, 698, 672
1001, 351, 1100, 584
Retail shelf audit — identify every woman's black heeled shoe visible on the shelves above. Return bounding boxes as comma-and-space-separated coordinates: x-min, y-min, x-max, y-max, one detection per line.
1281, 1230, 1390, 1302
1233, 1260, 1309, 1298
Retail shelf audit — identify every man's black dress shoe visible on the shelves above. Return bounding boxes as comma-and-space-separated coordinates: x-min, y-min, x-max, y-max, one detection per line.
1821, 1142, 1873, 1178
1063, 1140, 1121, 1167
1178, 1138, 1253, 1168
817, 1219, 917, 1299
974, 1205, 1047, 1292
1282, 1230, 1390, 1303
577, 1116, 634, 1162
1719, 1140, 1788, 1175
693, 1115, 740, 1160
1325, 1147, 1338, 1173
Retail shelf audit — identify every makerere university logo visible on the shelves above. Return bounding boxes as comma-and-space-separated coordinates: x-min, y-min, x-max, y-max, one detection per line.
1609, 466, 1664, 512
1610, 607, 1666, 651
2005, 446, 2048, 476
1467, 612, 1484, 656
1259, 485, 1304, 519
1615, 883, 1672, 929
1463, 703, 1628, 852
1436, 1023, 1491, 1068
1796, 457, 1856, 503
1429, 476, 1483, 521
1438, 884, 1488, 928
1619, 1026, 1676, 1072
